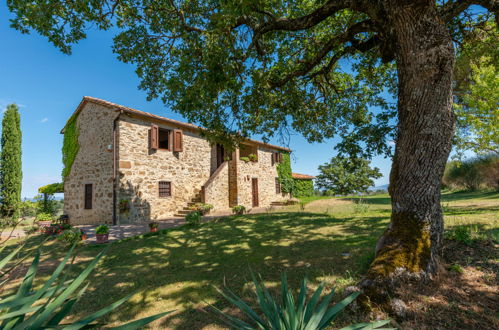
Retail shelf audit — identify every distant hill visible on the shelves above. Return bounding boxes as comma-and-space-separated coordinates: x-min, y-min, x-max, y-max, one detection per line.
369, 184, 389, 192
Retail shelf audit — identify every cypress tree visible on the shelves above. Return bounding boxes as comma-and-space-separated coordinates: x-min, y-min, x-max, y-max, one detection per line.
0, 104, 22, 218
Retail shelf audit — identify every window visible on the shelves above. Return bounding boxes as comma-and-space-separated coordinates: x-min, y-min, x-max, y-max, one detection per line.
275, 178, 281, 194
84, 184, 92, 209
272, 152, 283, 165
239, 144, 258, 161
158, 128, 171, 150
159, 181, 172, 197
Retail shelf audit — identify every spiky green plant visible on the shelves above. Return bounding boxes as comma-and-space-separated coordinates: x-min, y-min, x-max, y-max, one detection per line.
0, 245, 172, 329
212, 273, 391, 330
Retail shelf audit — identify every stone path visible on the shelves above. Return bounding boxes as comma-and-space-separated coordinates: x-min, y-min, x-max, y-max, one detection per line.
76, 206, 278, 243
2, 206, 282, 244
76, 217, 186, 243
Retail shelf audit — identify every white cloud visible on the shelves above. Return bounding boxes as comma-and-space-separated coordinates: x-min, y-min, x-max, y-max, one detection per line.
40, 117, 49, 123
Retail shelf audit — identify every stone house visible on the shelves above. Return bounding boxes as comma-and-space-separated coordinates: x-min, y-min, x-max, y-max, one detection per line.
62, 96, 303, 225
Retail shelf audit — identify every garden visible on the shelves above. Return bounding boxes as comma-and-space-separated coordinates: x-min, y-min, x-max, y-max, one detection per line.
2, 190, 497, 329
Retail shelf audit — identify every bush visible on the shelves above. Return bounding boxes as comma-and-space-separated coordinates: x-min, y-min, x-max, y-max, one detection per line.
96, 224, 109, 235
240, 156, 250, 162
42, 223, 70, 236
148, 221, 159, 229
20, 199, 37, 217
189, 203, 214, 215
36, 212, 52, 222
211, 272, 390, 330
443, 155, 499, 190
232, 205, 246, 215
248, 153, 258, 162
57, 228, 82, 245
186, 211, 201, 225
0, 246, 171, 328
445, 225, 476, 245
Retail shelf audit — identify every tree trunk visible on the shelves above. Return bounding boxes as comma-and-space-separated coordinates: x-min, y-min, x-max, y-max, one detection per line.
361, 2, 455, 309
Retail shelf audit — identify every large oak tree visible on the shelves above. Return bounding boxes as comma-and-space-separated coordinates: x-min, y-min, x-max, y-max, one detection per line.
7, 0, 497, 308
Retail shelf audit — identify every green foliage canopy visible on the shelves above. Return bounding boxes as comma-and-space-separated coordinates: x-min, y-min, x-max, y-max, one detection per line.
38, 182, 64, 195
316, 156, 382, 195
6, 1, 497, 159
453, 19, 499, 157
0, 104, 22, 218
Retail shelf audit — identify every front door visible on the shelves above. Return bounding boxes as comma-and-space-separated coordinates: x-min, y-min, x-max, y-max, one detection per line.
252, 178, 259, 207
216, 144, 225, 168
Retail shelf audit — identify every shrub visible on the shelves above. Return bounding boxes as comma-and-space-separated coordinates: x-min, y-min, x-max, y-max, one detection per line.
232, 205, 246, 215
186, 211, 201, 225
189, 203, 214, 215
36, 212, 52, 222
96, 224, 109, 235
0, 245, 171, 328
42, 223, 70, 236
240, 156, 250, 162
57, 228, 82, 245
443, 155, 499, 190
148, 221, 159, 229
211, 273, 390, 330
248, 153, 258, 162
445, 225, 475, 245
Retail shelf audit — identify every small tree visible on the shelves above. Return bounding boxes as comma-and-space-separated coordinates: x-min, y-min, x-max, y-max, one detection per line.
0, 104, 22, 219
316, 156, 382, 196
38, 183, 64, 215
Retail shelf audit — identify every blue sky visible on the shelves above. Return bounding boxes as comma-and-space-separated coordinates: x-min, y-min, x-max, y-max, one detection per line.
0, 3, 392, 198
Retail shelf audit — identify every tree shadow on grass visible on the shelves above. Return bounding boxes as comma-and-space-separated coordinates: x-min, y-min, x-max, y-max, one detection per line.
61, 212, 388, 328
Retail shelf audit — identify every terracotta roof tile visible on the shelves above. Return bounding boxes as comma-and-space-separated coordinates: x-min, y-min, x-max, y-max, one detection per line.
292, 172, 316, 180
62, 96, 291, 152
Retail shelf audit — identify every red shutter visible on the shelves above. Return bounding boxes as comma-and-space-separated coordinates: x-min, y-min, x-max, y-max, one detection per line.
150, 124, 159, 150
173, 129, 183, 152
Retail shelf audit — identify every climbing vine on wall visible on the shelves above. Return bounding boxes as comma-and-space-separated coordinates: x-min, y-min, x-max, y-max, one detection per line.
62, 114, 79, 180
293, 179, 314, 197
277, 152, 295, 195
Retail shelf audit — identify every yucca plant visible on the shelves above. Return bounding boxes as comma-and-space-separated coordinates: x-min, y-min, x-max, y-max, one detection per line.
212, 273, 392, 330
0, 244, 172, 329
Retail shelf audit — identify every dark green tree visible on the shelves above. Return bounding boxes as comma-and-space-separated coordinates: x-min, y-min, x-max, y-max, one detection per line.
316, 156, 382, 195
0, 104, 22, 218
7, 0, 497, 305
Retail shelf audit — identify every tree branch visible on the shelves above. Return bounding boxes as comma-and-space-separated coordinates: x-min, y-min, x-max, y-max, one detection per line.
269, 20, 377, 88
441, 0, 499, 22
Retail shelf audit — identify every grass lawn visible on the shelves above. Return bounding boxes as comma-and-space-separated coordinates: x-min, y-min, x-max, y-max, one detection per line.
4, 190, 498, 329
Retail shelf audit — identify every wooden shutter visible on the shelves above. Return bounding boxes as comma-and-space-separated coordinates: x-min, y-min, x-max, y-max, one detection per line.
278, 153, 283, 163
173, 129, 183, 152
84, 184, 92, 209
150, 124, 159, 150
271, 153, 275, 166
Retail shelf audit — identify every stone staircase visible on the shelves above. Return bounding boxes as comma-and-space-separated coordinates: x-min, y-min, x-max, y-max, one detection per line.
173, 191, 202, 217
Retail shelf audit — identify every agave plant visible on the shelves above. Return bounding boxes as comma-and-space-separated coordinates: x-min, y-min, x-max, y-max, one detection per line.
0, 244, 172, 329
212, 273, 391, 330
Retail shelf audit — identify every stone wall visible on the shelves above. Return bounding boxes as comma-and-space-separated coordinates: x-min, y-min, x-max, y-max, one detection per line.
203, 161, 229, 211
236, 146, 285, 209
65, 102, 290, 225
117, 114, 215, 223
64, 103, 118, 225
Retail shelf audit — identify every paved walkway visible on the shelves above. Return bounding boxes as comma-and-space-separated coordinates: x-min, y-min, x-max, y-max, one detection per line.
76, 217, 187, 243
2, 206, 281, 244
76, 206, 277, 243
